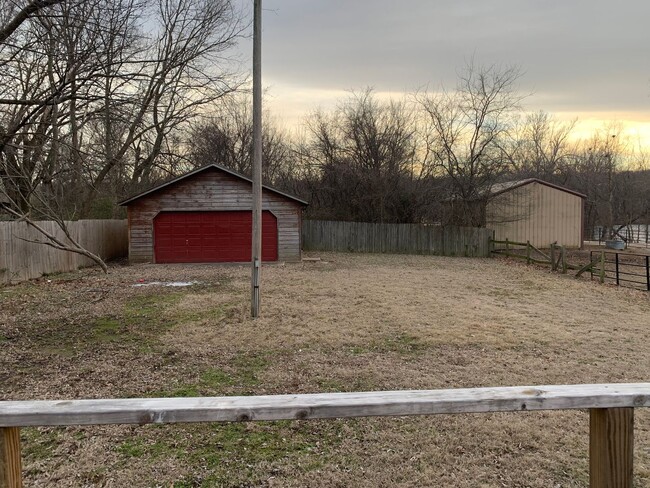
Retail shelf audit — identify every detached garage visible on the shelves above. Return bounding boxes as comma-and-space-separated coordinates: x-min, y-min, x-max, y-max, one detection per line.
119, 164, 307, 263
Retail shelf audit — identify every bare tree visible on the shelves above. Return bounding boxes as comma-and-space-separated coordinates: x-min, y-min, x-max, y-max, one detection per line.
417, 62, 524, 226
568, 125, 623, 238
0, 0, 246, 270
188, 92, 293, 184
503, 111, 577, 182
567, 125, 650, 239
0, 0, 64, 44
81, 0, 246, 211
301, 89, 428, 223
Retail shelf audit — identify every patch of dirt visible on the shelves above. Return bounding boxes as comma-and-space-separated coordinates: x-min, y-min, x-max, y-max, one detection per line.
1, 253, 649, 487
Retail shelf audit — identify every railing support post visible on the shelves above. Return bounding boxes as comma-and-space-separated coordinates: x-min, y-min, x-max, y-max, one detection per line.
600, 251, 606, 284
615, 253, 620, 286
589, 408, 633, 488
0, 427, 22, 488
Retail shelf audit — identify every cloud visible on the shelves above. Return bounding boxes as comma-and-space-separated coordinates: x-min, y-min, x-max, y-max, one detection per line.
235, 0, 650, 116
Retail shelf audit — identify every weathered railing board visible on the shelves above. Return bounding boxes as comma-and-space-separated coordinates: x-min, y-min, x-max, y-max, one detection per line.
1, 384, 648, 488
1, 384, 649, 427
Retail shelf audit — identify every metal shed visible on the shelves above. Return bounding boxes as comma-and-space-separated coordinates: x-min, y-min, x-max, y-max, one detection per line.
118, 164, 308, 263
486, 179, 585, 248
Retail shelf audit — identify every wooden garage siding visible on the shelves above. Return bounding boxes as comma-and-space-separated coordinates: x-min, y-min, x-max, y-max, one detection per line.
486, 181, 583, 248
127, 169, 303, 262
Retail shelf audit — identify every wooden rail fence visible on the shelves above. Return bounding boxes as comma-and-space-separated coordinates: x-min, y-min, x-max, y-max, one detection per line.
1, 383, 649, 487
0, 220, 127, 284
490, 239, 576, 273
302, 220, 493, 257
492, 239, 650, 291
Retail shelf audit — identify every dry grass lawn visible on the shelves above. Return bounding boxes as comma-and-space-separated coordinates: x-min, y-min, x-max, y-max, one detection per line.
1, 252, 649, 487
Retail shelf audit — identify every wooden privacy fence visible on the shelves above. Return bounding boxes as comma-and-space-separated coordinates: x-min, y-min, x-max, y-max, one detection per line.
1, 383, 649, 487
0, 220, 128, 284
302, 220, 493, 257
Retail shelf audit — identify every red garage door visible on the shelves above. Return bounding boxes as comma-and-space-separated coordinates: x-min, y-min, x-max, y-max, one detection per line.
154, 211, 278, 263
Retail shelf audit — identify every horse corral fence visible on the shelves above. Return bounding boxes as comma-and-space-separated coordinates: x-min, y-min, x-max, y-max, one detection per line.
491, 239, 650, 292
302, 220, 493, 257
0, 220, 128, 284
491, 239, 577, 274
590, 250, 650, 291
1, 383, 648, 487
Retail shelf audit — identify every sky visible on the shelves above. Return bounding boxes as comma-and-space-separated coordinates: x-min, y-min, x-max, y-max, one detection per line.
233, 0, 650, 145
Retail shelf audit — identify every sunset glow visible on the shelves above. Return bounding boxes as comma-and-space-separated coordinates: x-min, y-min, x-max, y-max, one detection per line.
265, 83, 650, 154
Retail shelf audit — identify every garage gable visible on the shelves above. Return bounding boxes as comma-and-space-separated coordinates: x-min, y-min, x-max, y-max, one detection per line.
118, 164, 308, 207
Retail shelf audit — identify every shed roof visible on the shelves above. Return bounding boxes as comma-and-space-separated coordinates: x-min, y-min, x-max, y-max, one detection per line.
118, 163, 308, 206
490, 178, 586, 199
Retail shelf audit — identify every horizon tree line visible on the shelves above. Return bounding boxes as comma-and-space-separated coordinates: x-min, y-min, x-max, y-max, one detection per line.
1, 0, 648, 247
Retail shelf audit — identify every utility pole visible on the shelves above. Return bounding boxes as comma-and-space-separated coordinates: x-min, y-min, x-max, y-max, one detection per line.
251, 0, 262, 318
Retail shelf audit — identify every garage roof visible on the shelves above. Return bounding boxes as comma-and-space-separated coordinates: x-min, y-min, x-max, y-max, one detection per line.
118, 163, 308, 206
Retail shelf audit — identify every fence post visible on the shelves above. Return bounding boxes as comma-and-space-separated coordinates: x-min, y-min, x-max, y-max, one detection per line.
505, 238, 509, 256
589, 408, 634, 488
526, 241, 531, 265
646, 255, 649, 292
0, 427, 22, 488
615, 253, 620, 286
561, 246, 567, 274
550, 243, 556, 271
598, 251, 605, 284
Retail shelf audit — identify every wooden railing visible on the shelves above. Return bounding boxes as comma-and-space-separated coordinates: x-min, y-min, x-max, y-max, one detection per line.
2, 383, 649, 487
490, 238, 579, 273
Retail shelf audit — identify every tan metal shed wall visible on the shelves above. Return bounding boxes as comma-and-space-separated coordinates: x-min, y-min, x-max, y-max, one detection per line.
486, 182, 583, 248
127, 168, 303, 263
